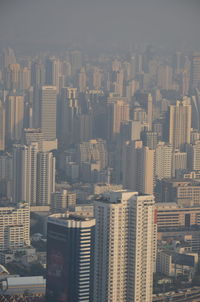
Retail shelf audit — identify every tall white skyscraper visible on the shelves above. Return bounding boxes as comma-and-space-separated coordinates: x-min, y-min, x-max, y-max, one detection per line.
37, 152, 55, 206
94, 190, 156, 302
39, 86, 57, 140
12, 143, 38, 205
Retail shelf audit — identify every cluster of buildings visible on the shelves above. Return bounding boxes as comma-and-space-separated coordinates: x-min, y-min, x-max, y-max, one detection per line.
0, 46, 200, 300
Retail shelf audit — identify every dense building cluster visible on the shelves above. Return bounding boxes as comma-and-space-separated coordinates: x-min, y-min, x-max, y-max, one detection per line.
0, 46, 200, 300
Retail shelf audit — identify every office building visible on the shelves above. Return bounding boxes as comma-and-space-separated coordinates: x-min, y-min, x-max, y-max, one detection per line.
0, 202, 30, 251
46, 213, 95, 302
156, 202, 200, 230
39, 86, 57, 140
94, 190, 156, 302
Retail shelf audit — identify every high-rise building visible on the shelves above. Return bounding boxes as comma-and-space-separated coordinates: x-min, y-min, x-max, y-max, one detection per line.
78, 139, 108, 170
0, 100, 5, 151
46, 213, 95, 302
0, 202, 30, 251
37, 152, 55, 206
134, 92, 153, 130
45, 57, 61, 92
70, 50, 82, 76
167, 98, 191, 150
157, 65, 173, 90
51, 189, 76, 212
39, 86, 57, 140
191, 53, 200, 90
2, 48, 16, 69
58, 87, 80, 149
123, 140, 154, 194
187, 140, 200, 171
155, 142, 173, 180
172, 149, 187, 177
0, 154, 12, 200
107, 99, 130, 142
12, 144, 38, 205
5, 93, 24, 146
94, 190, 156, 302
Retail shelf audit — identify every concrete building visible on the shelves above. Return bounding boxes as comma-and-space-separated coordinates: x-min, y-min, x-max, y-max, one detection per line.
94, 190, 156, 302
12, 144, 38, 205
156, 202, 200, 230
51, 189, 76, 212
0, 202, 30, 251
187, 140, 200, 171
46, 213, 95, 302
37, 152, 55, 206
0, 100, 5, 151
39, 86, 57, 140
191, 53, 200, 90
123, 140, 154, 194
5, 93, 24, 146
167, 99, 191, 150
155, 142, 173, 180
155, 179, 200, 206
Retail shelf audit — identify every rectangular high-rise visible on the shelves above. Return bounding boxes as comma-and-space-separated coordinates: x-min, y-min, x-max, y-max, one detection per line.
46, 213, 95, 302
168, 98, 191, 150
39, 86, 57, 140
93, 190, 156, 302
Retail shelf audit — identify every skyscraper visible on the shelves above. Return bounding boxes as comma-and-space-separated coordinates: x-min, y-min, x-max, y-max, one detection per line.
167, 98, 191, 150
46, 213, 95, 302
5, 93, 24, 146
0, 100, 5, 151
39, 86, 57, 140
37, 151, 55, 206
94, 190, 156, 302
123, 140, 154, 194
191, 53, 200, 90
107, 99, 130, 142
12, 144, 38, 205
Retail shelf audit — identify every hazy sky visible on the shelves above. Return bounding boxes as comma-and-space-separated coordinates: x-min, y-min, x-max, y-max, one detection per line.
0, 0, 200, 52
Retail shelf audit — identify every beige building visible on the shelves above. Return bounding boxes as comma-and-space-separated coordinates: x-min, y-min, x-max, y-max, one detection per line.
155, 142, 173, 180
107, 99, 130, 141
39, 86, 57, 140
168, 98, 191, 150
37, 151, 55, 206
123, 140, 154, 194
0, 202, 30, 251
94, 190, 156, 302
5, 93, 24, 145
156, 202, 200, 230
